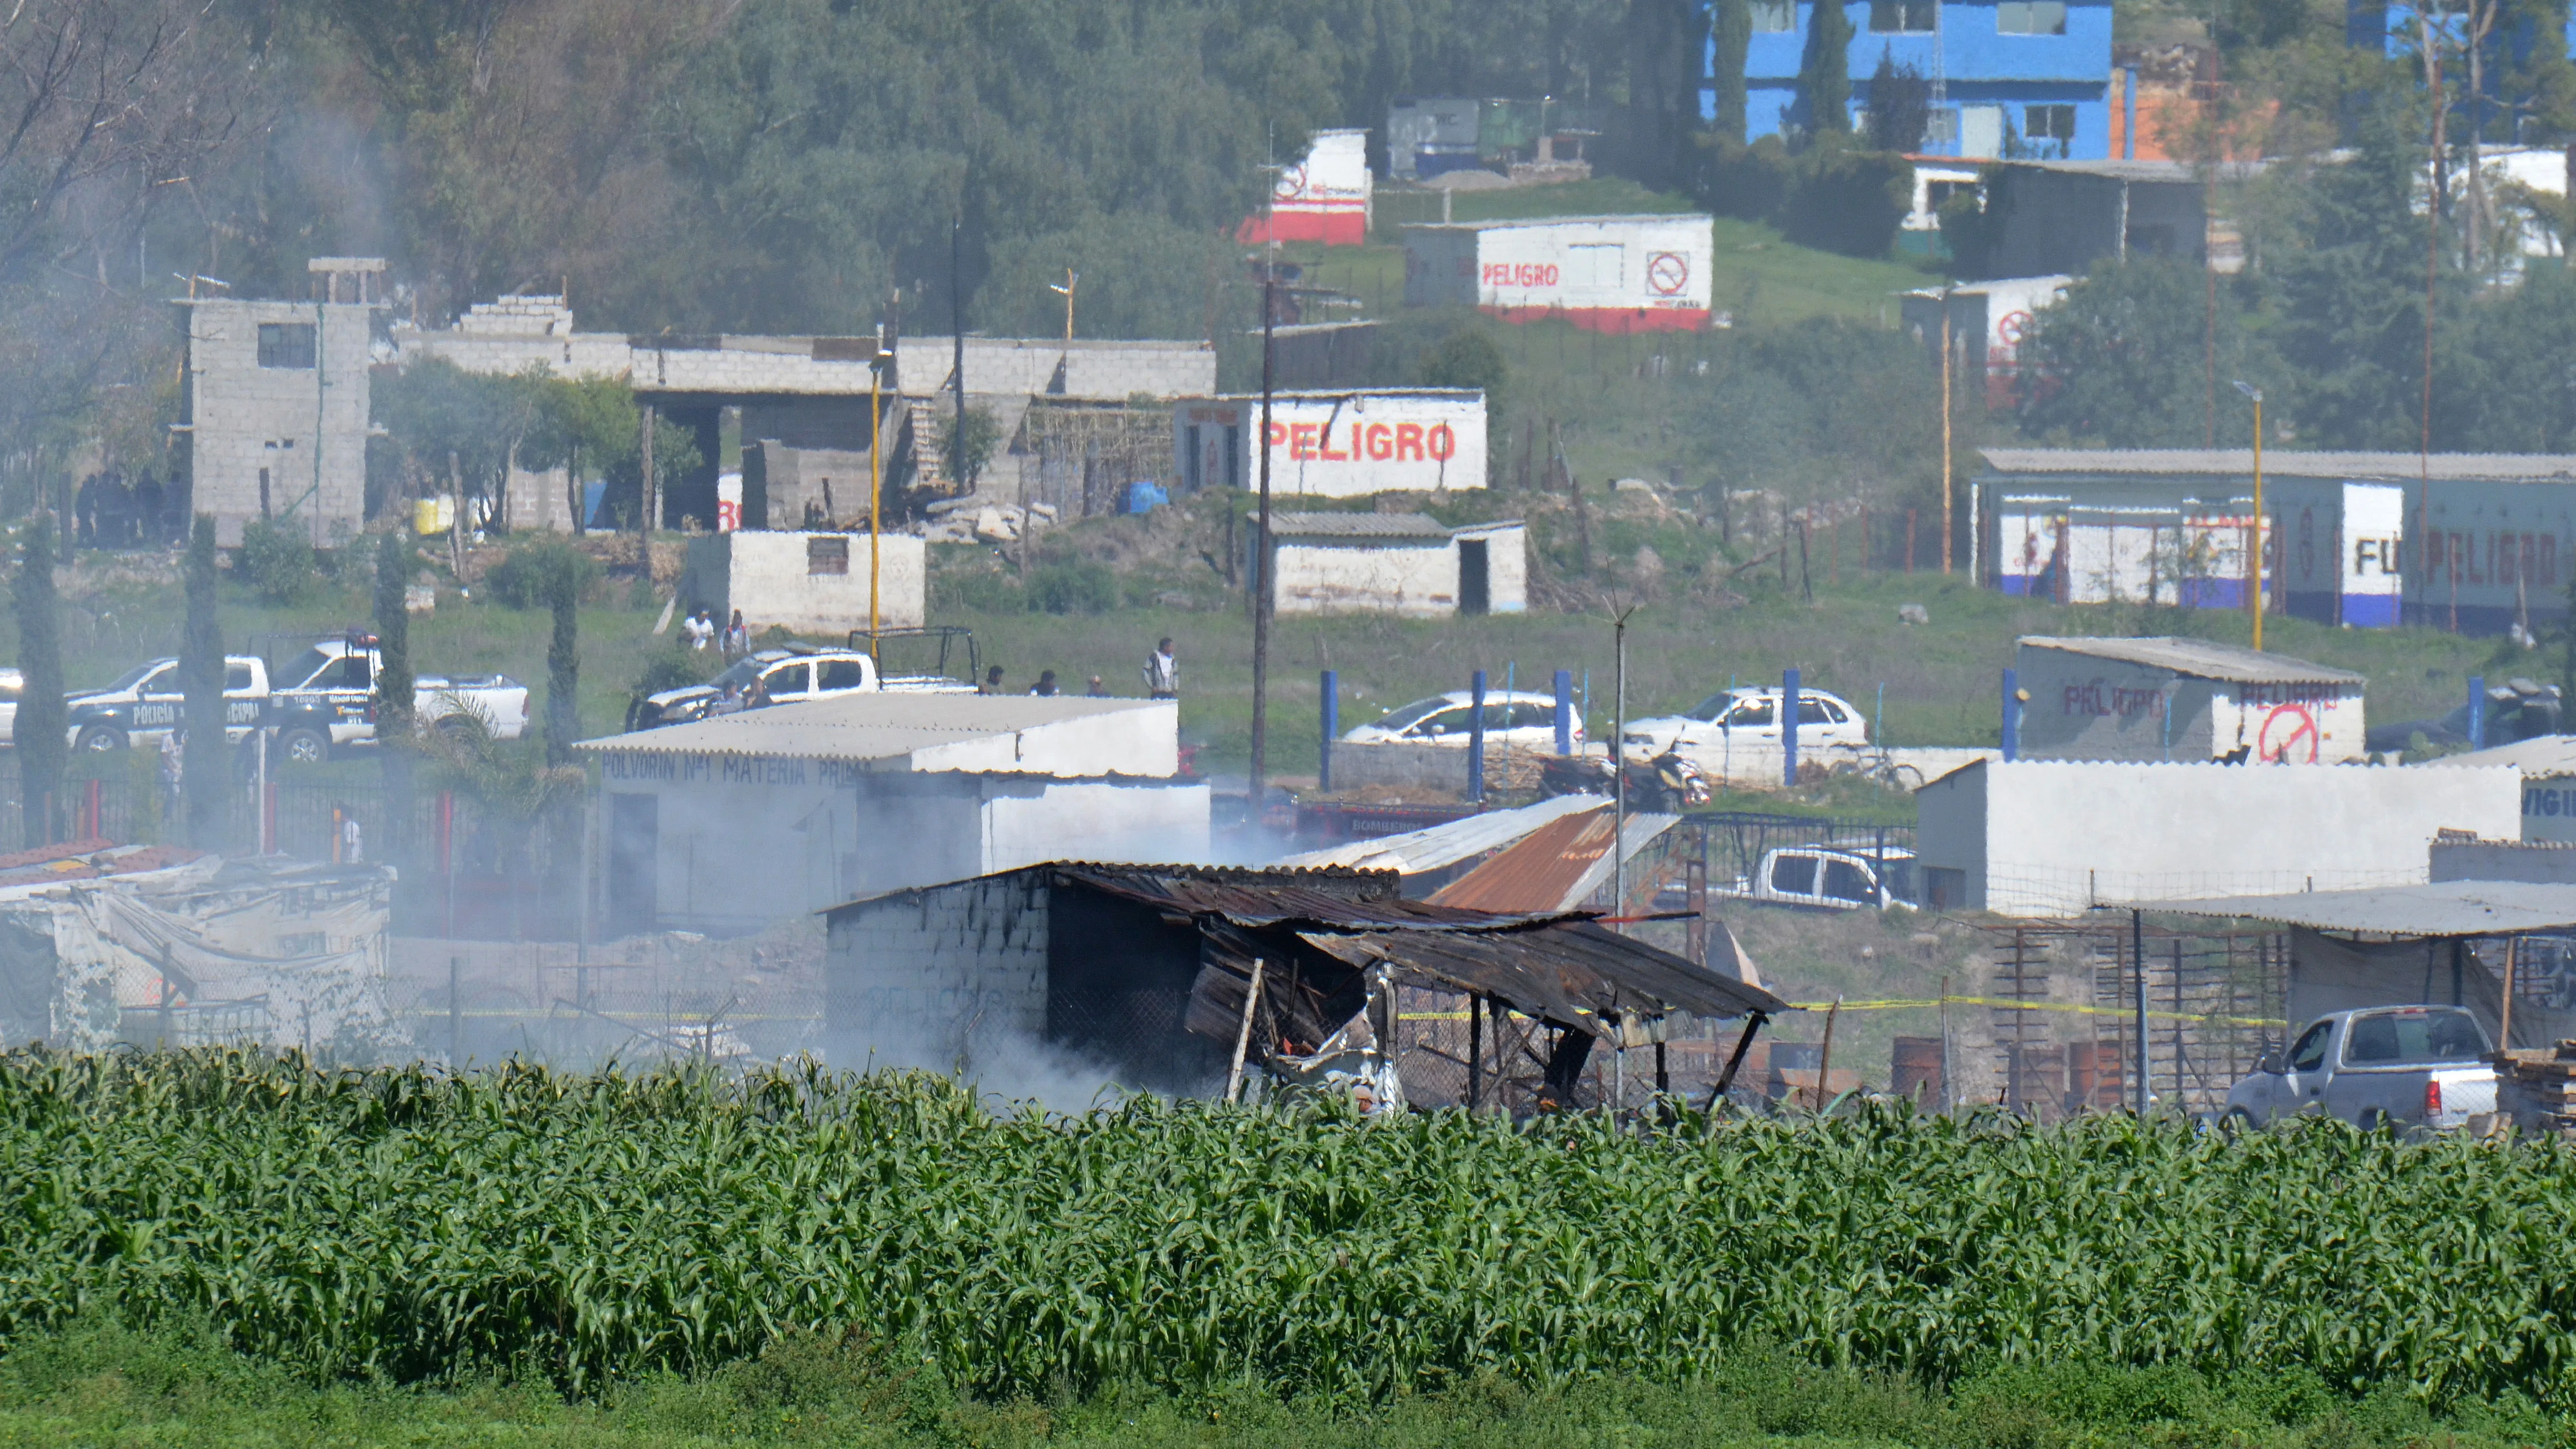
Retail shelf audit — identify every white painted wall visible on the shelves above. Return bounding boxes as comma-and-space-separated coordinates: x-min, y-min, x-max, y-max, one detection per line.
1917, 760, 2523, 917
911, 701, 1182, 778
687, 531, 925, 635
2013, 647, 2365, 764
982, 780, 1212, 870
1273, 540, 1458, 616
1402, 215, 1715, 321
1453, 522, 1528, 613
1175, 391, 1489, 497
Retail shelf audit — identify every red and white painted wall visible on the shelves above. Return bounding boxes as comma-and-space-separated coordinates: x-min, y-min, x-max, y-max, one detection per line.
1171, 389, 1487, 498
1236, 129, 1373, 247
1401, 214, 1713, 334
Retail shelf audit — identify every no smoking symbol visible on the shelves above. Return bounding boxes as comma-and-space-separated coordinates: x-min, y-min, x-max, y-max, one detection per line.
1274, 165, 1307, 199
1646, 251, 1689, 295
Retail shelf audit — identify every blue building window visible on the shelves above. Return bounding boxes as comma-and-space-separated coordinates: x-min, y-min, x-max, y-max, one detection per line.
2025, 103, 2075, 143
1998, 0, 2068, 32
1871, 0, 1936, 31
1751, 0, 1792, 30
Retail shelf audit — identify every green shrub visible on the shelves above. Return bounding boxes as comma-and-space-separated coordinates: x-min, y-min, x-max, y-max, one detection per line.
236, 517, 319, 605
484, 538, 600, 610
1026, 559, 1119, 615
933, 565, 1029, 614
1778, 140, 1909, 258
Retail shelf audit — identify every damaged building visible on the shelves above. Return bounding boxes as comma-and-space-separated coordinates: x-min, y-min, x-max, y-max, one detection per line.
823, 862, 1783, 1107
0, 842, 401, 1053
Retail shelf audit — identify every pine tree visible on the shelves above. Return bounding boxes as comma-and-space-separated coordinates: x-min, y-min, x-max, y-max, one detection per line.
374, 529, 416, 870
546, 563, 580, 767
181, 516, 226, 847
12, 515, 62, 847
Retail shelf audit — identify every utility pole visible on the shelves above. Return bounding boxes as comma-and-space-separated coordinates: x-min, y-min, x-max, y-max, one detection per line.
1249, 265, 1276, 810
951, 217, 968, 493
1610, 603, 1636, 920
868, 330, 885, 658
2234, 380, 2265, 650
1939, 286, 1954, 575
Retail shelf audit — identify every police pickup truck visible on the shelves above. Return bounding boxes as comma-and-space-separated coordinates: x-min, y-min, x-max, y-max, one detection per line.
269, 634, 529, 763
68, 656, 269, 752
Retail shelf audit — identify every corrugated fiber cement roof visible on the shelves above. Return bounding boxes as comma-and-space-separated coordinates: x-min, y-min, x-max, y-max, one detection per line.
574, 693, 1167, 763
2019, 636, 2364, 686
2146, 881, 2576, 936
1982, 448, 2576, 482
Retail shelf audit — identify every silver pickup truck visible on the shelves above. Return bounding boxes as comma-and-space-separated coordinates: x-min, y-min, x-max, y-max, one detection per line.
2225, 1005, 2497, 1131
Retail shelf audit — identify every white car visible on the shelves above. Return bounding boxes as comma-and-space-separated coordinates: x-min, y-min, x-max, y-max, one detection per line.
1622, 685, 1869, 759
0, 666, 19, 745
1340, 690, 1580, 749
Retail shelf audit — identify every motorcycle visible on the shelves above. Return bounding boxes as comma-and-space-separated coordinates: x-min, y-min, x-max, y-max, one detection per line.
1537, 749, 1712, 812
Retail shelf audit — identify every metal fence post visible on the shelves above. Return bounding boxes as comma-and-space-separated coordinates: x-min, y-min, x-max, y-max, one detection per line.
1782, 667, 1801, 787
1319, 669, 1337, 792
450, 954, 462, 1063
2468, 675, 2486, 752
2001, 668, 2021, 762
1554, 669, 1574, 755
1467, 669, 1487, 804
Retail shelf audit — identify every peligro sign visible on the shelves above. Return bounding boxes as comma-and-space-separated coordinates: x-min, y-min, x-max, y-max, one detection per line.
1262, 393, 1487, 496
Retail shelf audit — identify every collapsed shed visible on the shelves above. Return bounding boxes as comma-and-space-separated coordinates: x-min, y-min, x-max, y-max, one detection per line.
0, 843, 401, 1053
822, 862, 1784, 1107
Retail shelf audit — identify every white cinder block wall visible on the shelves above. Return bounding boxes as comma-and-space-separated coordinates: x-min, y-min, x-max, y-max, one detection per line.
825, 872, 1050, 1068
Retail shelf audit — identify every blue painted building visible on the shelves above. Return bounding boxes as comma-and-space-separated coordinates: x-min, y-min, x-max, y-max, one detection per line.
1709, 0, 2115, 159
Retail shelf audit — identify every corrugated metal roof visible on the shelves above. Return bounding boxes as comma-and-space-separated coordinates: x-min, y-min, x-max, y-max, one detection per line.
1270, 511, 1451, 540
2146, 881, 2576, 935
2421, 736, 2576, 776
1981, 448, 2576, 483
1401, 213, 1712, 231
573, 693, 1167, 763
1062, 865, 1572, 932
1299, 920, 1785, 1029
2018, 636, 2365, 685
1272, 796, 1607, 874
2001, 157, 2268, 183
1428, 808, 1678, 914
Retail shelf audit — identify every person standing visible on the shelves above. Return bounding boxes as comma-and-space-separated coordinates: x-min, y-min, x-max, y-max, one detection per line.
721, 609, 750, 658
1142, 637, 1178, 699
1085, 675, 1109, 697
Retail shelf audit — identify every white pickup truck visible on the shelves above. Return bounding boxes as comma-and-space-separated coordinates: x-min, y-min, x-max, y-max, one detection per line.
628, 642, 976, 731
268, 635, 530, 763
2225, 1005, 2498, 1131
1729, 845, 1919, 911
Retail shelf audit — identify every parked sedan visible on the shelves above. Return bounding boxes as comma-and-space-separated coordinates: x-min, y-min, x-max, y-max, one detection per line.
1621, 685, 1870, 759
2225, 1005, 2497, 1131
1339, 690, 1580, 749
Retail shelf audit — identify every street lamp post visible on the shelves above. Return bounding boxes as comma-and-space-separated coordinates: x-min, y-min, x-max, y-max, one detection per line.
2233, 380, 2265, 652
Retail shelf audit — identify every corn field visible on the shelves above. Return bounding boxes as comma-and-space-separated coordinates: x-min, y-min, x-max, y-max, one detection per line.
4, 1051, 2576, 1406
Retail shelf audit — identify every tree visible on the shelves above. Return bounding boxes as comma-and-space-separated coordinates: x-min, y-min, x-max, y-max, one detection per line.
488, 540, 599, 765
2014, 258, 2269, 447
374, 529, 417, 874
935, 407, 1003, 493
181, 516, 226, 848
1710, 0, 1753, 144
1420, 329, 1510, 399
1863, 53, 1932, 154
13, 516, 63, 847
1799, 0, 1855, 135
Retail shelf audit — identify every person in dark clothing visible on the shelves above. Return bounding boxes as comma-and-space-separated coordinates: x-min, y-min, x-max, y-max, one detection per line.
1029, 670, 1059, 697
982, 665, 1006, 695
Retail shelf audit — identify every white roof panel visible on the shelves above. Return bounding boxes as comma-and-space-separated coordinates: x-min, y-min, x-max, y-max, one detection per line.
574, 693, 1164, 764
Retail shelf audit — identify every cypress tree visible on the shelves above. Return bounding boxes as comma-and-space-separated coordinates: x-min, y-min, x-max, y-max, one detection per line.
545, 559, 579, 766
181, 515, 226, 847
1800, 0, 1855, 135
12, 515, 62, 847
1712, 0, 1752, 144
374, 530, 415, 871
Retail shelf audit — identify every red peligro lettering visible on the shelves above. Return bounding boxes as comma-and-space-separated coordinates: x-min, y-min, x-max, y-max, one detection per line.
1394, 423, 1424, 461
1365, 423, 1392, 460
1427, 423, 1454, 461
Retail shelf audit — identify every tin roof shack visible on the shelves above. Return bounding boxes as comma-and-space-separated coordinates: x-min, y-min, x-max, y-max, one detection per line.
577, 696, 1204, 938
2422, 739, 2576, 843
2154, 881, 2576, 1057
683, 531, 925, 635
1959, 160, 2254, 280
2014, 637, 2366, 763
823, 862, 1784, 1104
1402, 215, 1714, 333
1977, 448, 2576, 633
1916, 759, 2522, 917
1261, 512, 1526, 617
0, 844, 400, 1053
179, 258, 388, 548
1173, 389, 1488, 498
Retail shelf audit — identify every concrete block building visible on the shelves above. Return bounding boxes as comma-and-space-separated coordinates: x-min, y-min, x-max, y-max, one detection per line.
1977, 449, 2576, 634
1173, 389, 1488, 497
1915, 759, 2522, 916
2012, 636, 2367, 764
683, 531, 926, 635
576, 695, 1204, 937
178, 258, 387, 546
1709, 0, 2114, 159
1260, 513, 1527, 616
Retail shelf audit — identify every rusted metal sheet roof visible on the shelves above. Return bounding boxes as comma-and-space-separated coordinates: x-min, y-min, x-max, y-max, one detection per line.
1427, 808, 1677, 914
1059, 864, 1574, 931
1297, 922, 1785, 1030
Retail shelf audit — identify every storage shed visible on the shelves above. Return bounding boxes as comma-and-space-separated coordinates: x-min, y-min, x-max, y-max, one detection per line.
1172, 389, 1487, 498
1401, 215, 1714, 333
576, 696, 1205, 937
1259, 512, 1526, 616
2013, 636, 2367, 763
1235, 128, 1372, 245
1915, 759, 2522, 917
684, 530, 925, 636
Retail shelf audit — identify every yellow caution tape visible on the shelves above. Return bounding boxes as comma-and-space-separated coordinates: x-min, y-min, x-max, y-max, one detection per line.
1787, 997, 2284, 1027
